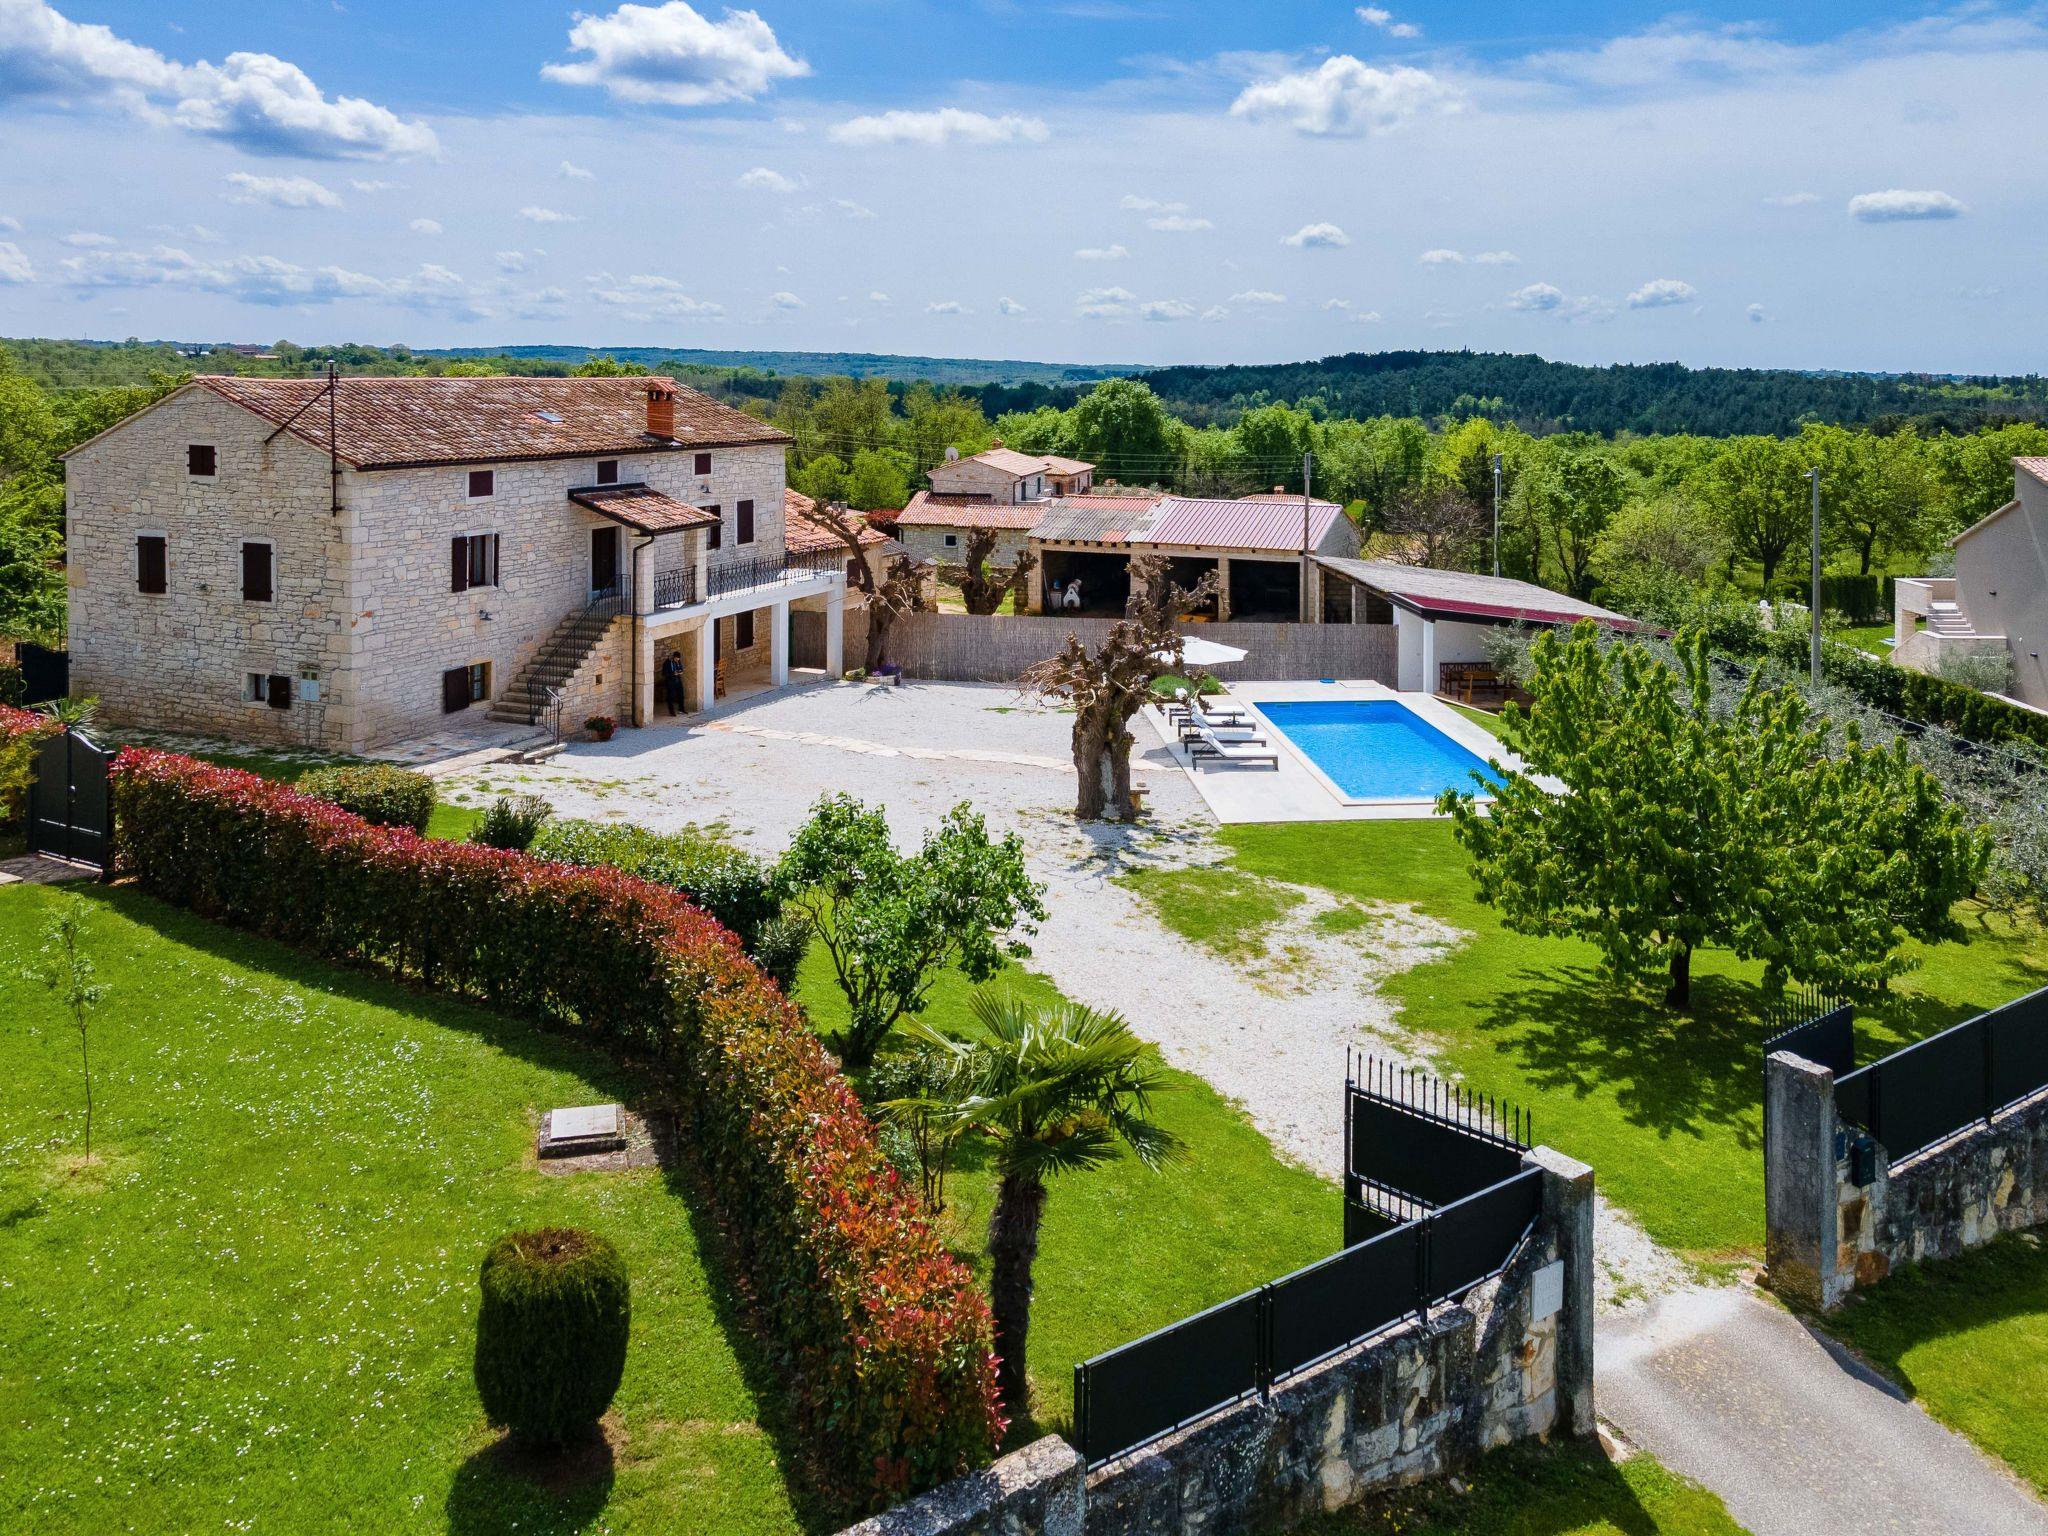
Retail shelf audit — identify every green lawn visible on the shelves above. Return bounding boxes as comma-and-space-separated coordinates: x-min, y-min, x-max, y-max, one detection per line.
1294, 1443, 1744, 1536
177, 746, 484, 841
0, 882, 808, 1536
1833, 623, 1896, 657
792, 946, 1339, 1442
1123, 821, 2048, 1266
1817, 1234, 2048, 1495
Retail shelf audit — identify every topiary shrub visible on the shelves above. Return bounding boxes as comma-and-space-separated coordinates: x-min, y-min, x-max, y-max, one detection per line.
474, 1228, 630, 1446
298, 763, 436, 832
469, 793, 554, 851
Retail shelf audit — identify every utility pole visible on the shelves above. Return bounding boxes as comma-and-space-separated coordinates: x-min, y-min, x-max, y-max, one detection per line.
1301, 450, 1314, 623
1805, 466, 1822, 689
1491, 452, 1503, 579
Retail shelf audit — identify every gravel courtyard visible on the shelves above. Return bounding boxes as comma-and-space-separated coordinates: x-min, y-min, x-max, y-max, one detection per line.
438, 677, 1684, 1305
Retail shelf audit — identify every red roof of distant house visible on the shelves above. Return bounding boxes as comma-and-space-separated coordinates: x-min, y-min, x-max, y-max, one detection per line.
2015, 456, 2048, 487
782, 488, 888, 553
569, 483, 721, 534
150, 373, 789, 470
1235, 492, 1341, 507
894, 490, 1049, 531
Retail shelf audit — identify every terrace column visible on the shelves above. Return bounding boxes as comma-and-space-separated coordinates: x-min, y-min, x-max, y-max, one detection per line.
1216, 556, 1232, 621
1420, 617, 1438, 696
770, 600, 790, 686
632, 620, 654, 727
694, 619, 716, 712
824, 585, 846, 677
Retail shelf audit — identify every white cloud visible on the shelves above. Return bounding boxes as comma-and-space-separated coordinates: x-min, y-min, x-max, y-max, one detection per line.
867, 290, 890, 304
926, 299, 968, 315
542, 1, 808, 107
1323, 298, 1352, 312
996, 296, 1026, 315
149, 221, 221, 242
1230, 56, 1460, 136
1075, 243, 1129, 261
409, 217, 442, 235
1349, 309, 1384, 323
61, 230, 115, 247
350, 179, 396, 193
1356, 7, 1421, 38
1848, 188, 1964, 222
1764, 191, 1819, 206
1507, 281, 1567, 312
828, 108, 1049, 148
0, 216, 21, 233
520, 206, 580, 223
1418, 247, 1464, 265
1201, 305, 1230, 322
1120, 194, 1186, 213
587, 271, 723, 319
1747, 302, 1768, 323
1282, 222, 1350, 249
738, 165, 798, 193
768, 289, 803, 309
1140, 297, 1196, 322
1229, 289, 1286, 305
0, 242, 34, 282
1519, 22, 1799, 92
1473, 249, 1519, 265
1626, 277, 1697, 308
224, 172, 341, 209
0, 1, 435, 158
834, 198, 876, 220
561, 160, 594, 179
495, 250, 532, 272
58, 244, 485, 312
1076, 285, 1137, 318
1149, 213, 1213, 232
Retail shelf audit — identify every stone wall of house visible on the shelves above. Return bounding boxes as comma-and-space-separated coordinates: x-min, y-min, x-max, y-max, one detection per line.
1766, 1050, 2048, 1310
67, 386, 352, 750
899, 525, 1035, 571
65, 381, 785, 753
841, 1149, 1594, 1536
548, 616, 632, 734
928, 458, 1036, 502
882, 613, 1397, 685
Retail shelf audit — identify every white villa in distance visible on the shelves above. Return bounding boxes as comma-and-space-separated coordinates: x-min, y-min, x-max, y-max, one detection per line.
62, 375, 846, 753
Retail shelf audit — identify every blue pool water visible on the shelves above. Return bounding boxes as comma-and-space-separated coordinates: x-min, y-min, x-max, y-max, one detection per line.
1256, 699, 1496, 801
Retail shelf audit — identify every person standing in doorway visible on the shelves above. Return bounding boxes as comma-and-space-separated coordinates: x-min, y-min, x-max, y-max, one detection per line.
661, 650, 686, 716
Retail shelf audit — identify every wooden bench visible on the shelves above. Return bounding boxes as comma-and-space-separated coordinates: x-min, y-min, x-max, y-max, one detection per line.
1439, 662, 1512, 708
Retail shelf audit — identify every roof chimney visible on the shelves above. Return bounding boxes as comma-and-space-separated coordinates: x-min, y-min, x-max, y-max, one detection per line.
944, 446, 960, 461
1274, 485, 1285, 495
991, 436, 1004, 448
645, 381, 677, 440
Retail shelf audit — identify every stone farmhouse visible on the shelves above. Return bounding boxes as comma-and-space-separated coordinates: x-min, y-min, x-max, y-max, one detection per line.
893, 443, 1097, 567
62, 374, 846, 753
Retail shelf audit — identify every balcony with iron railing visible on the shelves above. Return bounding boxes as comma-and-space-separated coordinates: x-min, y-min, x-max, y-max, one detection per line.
648, 546, 846, 613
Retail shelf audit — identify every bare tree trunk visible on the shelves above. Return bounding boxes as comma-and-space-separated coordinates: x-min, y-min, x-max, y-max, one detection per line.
1665, 944, 1692, 1011
1106, 725, 1135, 820
1071, 710, 1109, 820
987, 1173, 1048, 1419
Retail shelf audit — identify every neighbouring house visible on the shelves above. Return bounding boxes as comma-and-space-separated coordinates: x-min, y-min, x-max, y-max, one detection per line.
1315, 559, 1641, 694
781, 488, 903, 597
893, 490, 1047, 569
1893, 457, 2048, 710
925, 441, 1095, 503
1029, 493, 1360, 620
63, 374, 846, 752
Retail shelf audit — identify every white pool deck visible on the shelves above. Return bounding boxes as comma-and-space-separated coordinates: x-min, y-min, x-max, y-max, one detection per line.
1142, 679, 1523, 824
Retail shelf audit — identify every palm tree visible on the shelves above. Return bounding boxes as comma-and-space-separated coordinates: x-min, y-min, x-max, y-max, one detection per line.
905, 992, 1183, 1416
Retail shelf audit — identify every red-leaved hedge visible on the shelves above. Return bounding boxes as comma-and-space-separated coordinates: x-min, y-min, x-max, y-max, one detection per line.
1, 704, 56, 825
110, 748, 1002, 1502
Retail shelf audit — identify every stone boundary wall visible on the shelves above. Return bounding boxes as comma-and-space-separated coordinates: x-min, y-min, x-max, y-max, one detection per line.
1766, 1050, 2048, 1310
882, 613, 1397, 687
840, 1148, 1594, 1536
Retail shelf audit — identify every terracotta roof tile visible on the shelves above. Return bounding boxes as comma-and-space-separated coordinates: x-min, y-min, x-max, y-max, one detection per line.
783, 489, 888, 552
569, 483, 721, 534
894, 490, 1049, 531
193, 373, 789, 471
2016, 456, 2048, 486
962, 446, 1058, 477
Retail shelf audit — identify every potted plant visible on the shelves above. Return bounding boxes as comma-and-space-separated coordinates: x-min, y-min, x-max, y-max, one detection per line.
583, 714, 617, 741
873, 664, 903, 688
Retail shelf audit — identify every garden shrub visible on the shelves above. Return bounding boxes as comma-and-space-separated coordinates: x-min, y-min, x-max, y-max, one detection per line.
298, 762, 436, 833
0, 662, 24, 706
468, 793, 553, 851
109, 750, 1000, 1502
474, 1228, 629, 1445
0, 704, 54, 828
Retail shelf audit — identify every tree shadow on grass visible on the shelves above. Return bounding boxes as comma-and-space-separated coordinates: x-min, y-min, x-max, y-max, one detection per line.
446, 1430, 616, 1536
1468, 966, 1778, 1147
1296, 1442, 1670, 1535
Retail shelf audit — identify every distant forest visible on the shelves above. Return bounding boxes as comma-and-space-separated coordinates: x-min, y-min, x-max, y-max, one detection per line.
9, 336, 2048, 440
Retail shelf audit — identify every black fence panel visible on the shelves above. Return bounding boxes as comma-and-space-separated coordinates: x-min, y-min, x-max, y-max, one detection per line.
1343, 1196, 1407, 1249
1348, 1095, 1526, 1209
1074, 1289, 1263, 1467
1988, 987, 2048, 1114
27, 729, 112, 868
1766, 1004, 1856, 1077
1267, 1223, 1421, 1382
1426, 1169, 1543, 1301
16, 644, 67, 705
1842, 1021, 1983, 1160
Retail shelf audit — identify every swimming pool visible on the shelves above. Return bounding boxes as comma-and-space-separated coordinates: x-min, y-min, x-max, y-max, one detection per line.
1254, 699, 1497, 803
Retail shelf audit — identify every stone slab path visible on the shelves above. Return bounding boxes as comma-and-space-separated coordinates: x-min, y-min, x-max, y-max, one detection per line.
1599, 1283, 2048, 1535
0, 855, 95, 886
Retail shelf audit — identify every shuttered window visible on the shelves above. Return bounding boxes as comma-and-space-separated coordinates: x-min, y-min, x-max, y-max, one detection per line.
596, 459, 620, 485
450, 534, 499, 592
241, 542, 273, 602
187, 444, 216, 477
442, 666, 471, 714
736, 611, 755, 650
693, 452, 712, 475
736, 498, 755, 545
706, 505, 721, 551
467, 469, 495, 499
137, 535, 167, 594
266, 674, 292, 710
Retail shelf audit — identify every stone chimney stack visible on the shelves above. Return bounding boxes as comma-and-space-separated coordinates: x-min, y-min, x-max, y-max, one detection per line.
645, 381, 677, 440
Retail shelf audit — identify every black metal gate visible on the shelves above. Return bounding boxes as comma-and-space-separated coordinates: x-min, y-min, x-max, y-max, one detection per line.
28, 729, 112, 868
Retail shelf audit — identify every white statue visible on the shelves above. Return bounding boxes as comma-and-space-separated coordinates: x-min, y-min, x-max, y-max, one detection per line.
1063, 578, 1083, 611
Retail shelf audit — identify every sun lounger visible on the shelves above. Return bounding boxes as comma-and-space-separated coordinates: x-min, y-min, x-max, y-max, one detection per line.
1185, 699, 1252, 729
1188, 723, 1278, 769
1179, 716, 1264, 746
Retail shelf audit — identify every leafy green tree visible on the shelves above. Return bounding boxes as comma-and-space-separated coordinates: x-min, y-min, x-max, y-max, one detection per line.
902, 384, 992, 474
844, 447, 911, 512
1068, 378, 1179, 482
1927, 423, 2048, 535
1696, 435, 1808, 592
569, 355, 649, 376
1592, 495, 1728, 618
1442, 624, 1988, 1007
811, 376, 896, 456
1520, 442, 1629, 597
774, 795, 1046, 1068
37, 897, 107, 1160
793, 451, 848, 507
903, 993, 1181, 1415
1231, 403, 1316, 490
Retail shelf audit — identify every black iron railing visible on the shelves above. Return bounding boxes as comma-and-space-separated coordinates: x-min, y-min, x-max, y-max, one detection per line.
1836, 985, 2048, 1163
647, 549, 846, 610
652, 566, 697, 610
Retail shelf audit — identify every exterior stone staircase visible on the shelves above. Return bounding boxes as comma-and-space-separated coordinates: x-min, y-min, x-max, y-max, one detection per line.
1926, 600, 1977, 638
487, 594, 626, 725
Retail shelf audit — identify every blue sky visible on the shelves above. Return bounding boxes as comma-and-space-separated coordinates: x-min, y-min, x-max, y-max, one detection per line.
0, 0, 2040, 373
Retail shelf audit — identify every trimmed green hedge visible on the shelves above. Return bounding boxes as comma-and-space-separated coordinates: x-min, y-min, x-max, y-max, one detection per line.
108, 749, 1003, 1504
1749, 627, 2048, 749
475, 1228, 630, 1445
298, 763, 436, 833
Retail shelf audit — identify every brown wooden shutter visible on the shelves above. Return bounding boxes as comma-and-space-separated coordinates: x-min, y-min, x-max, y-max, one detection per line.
737, 498, 755, 545
241, 542, 272, 601
266, 674, 292, 710
137, 535, 166, 594
451, 536, 469, 592
490, 533, 501, 587
442, 666, 470, 713
707, 506, 721, 551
